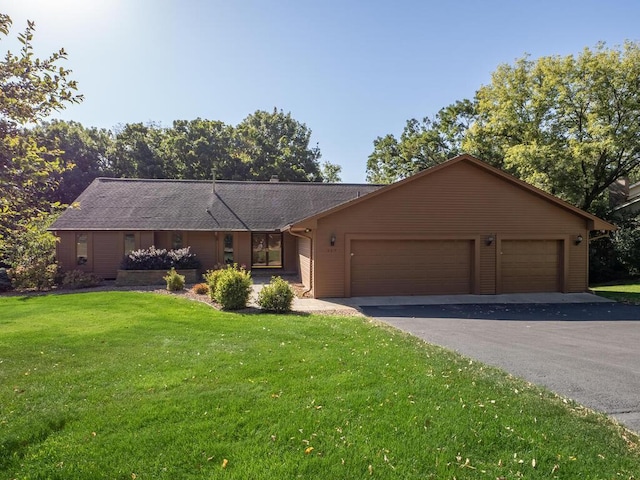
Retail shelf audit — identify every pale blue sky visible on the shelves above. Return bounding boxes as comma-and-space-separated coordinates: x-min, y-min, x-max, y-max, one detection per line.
5, 0, 640, 182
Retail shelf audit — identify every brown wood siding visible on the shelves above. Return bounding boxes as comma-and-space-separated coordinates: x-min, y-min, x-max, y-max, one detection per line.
500, 240, 562, 293
235, 232, 252, 269
351, 239, 472, 296
312, 161, 590, 298
297, 236, 312, 291
55, 231, 78, 273
480, 238, 497, 294
140, 231, 154, 249
92, 232, 122, 279
187, 232, 217, 271
283, 232, 297, 272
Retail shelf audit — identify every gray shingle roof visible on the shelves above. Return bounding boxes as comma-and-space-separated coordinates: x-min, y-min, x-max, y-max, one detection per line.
50, 178, 383, 231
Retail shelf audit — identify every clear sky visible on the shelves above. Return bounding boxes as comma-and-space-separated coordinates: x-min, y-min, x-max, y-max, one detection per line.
4, 0, 640, 183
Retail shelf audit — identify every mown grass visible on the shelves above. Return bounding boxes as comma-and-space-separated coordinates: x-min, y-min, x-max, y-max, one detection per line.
1, 291, 639, 479
592, 282, 640, 303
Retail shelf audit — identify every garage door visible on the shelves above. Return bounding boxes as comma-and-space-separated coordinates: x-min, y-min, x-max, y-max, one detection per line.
350, 239, 472, 296
501, 240, 561, 293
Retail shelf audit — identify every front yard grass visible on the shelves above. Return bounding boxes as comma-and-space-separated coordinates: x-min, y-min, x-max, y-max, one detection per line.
1, 291, 639, 479
592, 281, 640, 303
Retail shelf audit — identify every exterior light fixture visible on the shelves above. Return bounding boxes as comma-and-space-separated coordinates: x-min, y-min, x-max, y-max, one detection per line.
486, 234, 495, 246
304, 228, 311, 233
575, 234, 583, 245
330, 234, 336, 246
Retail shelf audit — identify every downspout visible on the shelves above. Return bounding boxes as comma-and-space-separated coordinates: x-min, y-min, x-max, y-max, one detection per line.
288, 228, 314, 297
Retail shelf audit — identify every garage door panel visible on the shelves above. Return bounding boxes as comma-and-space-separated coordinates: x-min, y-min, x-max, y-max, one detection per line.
501, 240, 561, 293
351, 239, 472, 296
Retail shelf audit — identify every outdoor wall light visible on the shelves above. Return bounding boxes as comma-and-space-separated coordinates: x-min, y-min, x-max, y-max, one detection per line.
330, 234, 336, 247
304, 228, 311, 233
575, 234, 584, 245
486, 234, 495, 246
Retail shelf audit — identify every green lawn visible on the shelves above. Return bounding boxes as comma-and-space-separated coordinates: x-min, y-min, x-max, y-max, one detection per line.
592, 281, 640, 303
1, 292, 638, 479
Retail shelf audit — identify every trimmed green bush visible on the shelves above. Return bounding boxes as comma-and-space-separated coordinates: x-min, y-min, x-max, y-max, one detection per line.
204, 268, 224, 300
163, 268, 185, 291
61, 270, 102, 289
212, 264, 252, 310
257, 276, 295, 313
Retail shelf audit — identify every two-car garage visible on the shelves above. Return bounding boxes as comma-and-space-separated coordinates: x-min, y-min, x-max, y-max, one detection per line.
349, 238, 563, 297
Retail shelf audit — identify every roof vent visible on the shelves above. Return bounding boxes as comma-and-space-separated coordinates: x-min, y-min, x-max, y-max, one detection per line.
270, 175, 279, 182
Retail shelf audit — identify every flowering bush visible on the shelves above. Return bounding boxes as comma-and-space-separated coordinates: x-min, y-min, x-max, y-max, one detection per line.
120, 246, 201, 271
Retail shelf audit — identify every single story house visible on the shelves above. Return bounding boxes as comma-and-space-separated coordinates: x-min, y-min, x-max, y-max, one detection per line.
50, 154, 616, 297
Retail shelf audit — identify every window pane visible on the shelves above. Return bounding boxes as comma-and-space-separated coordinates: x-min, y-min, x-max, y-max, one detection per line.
172, 232, 183, 249
252, 233, 267, 266
76, 233, 88, 265
267, 234, 282, 266
223, 234, 234, 264
124, 234, 136, 254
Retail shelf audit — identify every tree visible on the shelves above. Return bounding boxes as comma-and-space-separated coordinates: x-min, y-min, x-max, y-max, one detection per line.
465, 42, 640, 213
366, 100, 474, 184
234, 109, 324, 182
321, 161, 342, 183
109, 122, 165, 178
0, 14, 82, 262
161, 118, 247, 180
32, 120, 113, 204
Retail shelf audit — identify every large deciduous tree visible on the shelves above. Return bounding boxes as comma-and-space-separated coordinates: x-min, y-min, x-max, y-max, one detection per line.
0, 14, 82, 263
367, 42, 640, 215
366, 100, 474, 184
466, 41, 640, 213
234, 109, 323, 182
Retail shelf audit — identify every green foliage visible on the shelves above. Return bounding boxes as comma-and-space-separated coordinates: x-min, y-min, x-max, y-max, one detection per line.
3, 213, 59, 291
9, 261, 58, 290
366, 99, 474, 184
367, 42, 640, 216
191, 282, 209, 295
1, 292, 639, 478
257, 276, 295, 313
0, 14, 82, 260
61, 270, 102, 289
204, 268, 224, 300
120, 246, 200, 270
212, 264, 252, 310
0, 267, 12, 292
163, 268, 185, 291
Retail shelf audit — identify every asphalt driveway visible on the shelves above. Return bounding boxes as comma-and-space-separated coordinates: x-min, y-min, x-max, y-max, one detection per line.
361, 302, 640, 433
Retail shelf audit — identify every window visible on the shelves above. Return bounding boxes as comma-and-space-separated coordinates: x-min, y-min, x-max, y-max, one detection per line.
76, 233, 88, 265
223, 234, 234, 264
172, 232, 183, 249
124, 233, 136, 254
252, 233, 282, 268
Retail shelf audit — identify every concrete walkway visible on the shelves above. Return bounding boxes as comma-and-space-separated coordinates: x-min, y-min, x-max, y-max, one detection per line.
251, 287, 613, 313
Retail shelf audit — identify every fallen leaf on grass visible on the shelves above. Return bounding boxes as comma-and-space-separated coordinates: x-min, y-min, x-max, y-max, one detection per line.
304, 447, 314, 454
221, 458, 228, 468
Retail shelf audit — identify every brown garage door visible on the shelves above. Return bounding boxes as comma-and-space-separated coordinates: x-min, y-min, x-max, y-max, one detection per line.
501, 240, 561, 293
350, 239, 472, 296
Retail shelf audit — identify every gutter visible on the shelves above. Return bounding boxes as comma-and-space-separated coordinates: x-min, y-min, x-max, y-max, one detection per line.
287, 227, 314, 297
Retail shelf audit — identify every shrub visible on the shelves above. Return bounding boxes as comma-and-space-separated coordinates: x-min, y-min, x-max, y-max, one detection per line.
120, 246, 201, 271
204, 268, 224, 300
163, 268, 185, 291
213, 264, 252, 310
0, 268, 12, 292
257, 276, 295, 313
61, 270, 102, 289
10, 260, 58, 290
192, 283, 209, 295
